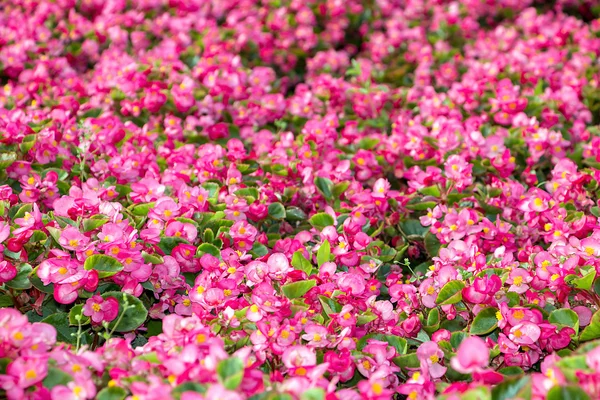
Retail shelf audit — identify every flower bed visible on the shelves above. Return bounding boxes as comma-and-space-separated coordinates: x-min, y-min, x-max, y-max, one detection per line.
1, 0, 600, 399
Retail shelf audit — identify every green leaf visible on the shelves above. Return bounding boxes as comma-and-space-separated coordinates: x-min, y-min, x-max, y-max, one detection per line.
131, 203, 155, 216
357, 312, 378, 325
580, 310, 600, 342
281, 280, 316, 299
314, 177, 334, 200
436, 280, 465, 305
172, 382, 207, 398
5, 264, 32, 289
83, 255, 124, 279
392, 353, 419, 369
158, 237, 189, 255
268, 202, 286, 219
470, 307, 499, 336
43, 367, 73, 389
29, 230, 48, 243
135, 352, 161, 363
450, 331, 468, 349
317, 240, 331, 267
424, 232, 441, 257
332, 181, 350, 198
0, 295, 13, 307
291, 251, 313, 275
549, 308, 580, 336
547, 386, 591, 400
234, 188, 259, 202
418, 185, 441, 197
309, 212, 335, 229
300, 388, 325, 400
82, 215, 109, 232
41, 313, 78, 345
0, 152, 17, 169
357, 334, 407, 355
567, 267, 596, 291
68, 304, 90, 326
357, 137, 380, 150
96, 387, 127, 400
318, 295, 342, 316
102, 291, 148, 332
216, 357, 244, 390
490, 376, 531, 400
426, 308, 440, 327
196, 243, 221, 257
400, 219, 428, 237
499, 366, 525, 376
250, 243, 269, 257
30, 275, 54, 294
406, 201, 438, 211
285, 206, 306, 222
141, 251, 164, 265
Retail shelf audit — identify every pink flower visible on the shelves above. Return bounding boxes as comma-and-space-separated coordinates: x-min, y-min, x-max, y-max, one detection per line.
58, 226, 90, 251
5, 355, 48, 388
165, 221, 197, 241
450, 336, 489, 374
83, 295, 119, 324
282, 345, 316, 369
0, 260, 17, 283
509, 322, 541, 345
266, 253, 292, 281
417, 341, 447, 379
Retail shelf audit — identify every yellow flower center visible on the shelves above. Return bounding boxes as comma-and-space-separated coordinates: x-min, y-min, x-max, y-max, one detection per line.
513, 276, 523, 286
514, 329, 523, 338
372, 383, 383, 395
25, 370, 37, 379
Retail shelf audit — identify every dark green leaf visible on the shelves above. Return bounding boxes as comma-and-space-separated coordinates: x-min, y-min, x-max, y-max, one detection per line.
68, 304, 90, 326
314, 177, 334, 200
424, 232, 441, 257
357, 334, 407, 355
470, 307, 499, 336
102, 291, 148, 332
41, 313, 78, 345
268, 202, 286, 219
5, 264, 32, 289
285, 207, 306, 222
43, 367, 73, 389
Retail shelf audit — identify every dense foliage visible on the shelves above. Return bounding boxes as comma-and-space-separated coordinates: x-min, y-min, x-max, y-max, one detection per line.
1, 0, 600, 399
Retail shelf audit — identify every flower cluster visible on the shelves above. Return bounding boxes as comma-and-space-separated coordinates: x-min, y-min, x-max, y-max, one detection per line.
1, 0, 600, 399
